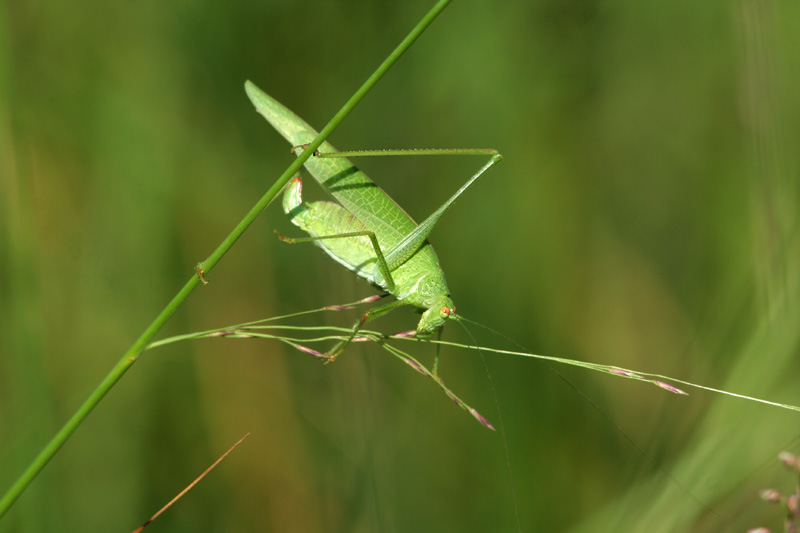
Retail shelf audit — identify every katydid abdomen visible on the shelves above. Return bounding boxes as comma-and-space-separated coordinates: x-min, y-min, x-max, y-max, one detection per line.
282, 175, 456, 338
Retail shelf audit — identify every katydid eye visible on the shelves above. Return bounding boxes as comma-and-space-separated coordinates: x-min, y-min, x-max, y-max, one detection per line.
440, 307, 450, 317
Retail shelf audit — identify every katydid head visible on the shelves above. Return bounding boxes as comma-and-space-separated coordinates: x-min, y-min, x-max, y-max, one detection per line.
417, 297, 457, 337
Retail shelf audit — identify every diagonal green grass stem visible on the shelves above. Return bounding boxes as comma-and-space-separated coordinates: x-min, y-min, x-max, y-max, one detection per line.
0, 0, 452, 517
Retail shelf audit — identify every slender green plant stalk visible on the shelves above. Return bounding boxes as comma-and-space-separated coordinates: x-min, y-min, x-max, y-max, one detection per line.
147, 311, 800, 421
0, 0, 452, 517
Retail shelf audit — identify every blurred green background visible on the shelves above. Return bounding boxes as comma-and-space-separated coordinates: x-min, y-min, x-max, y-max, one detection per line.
2, 1, 800, 531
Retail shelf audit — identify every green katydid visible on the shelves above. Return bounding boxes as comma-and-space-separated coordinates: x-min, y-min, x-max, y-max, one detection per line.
245, 81, 502, 360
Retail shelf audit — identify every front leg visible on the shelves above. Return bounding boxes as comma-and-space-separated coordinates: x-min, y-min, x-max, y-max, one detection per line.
325, 299, 412, 361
